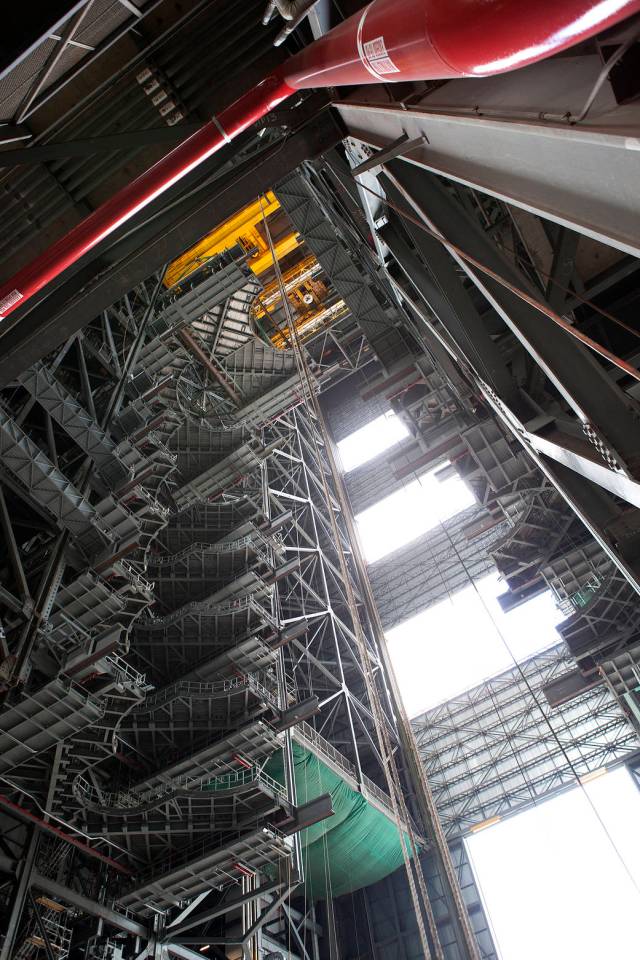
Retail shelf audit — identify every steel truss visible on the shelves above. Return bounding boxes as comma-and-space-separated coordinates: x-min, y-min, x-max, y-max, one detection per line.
0, 206, 473, 958
412, 642, 637, 839
8, 34, 640, 958
290, 110, 640, 752
335, 79, 640, 604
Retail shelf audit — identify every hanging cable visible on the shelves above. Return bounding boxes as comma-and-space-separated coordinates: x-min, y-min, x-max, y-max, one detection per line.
574, 31, 640, 123
430, 509, 640, 898
260, 196, 459, 960
328, 158, 640, 349
350, 178, 640, 380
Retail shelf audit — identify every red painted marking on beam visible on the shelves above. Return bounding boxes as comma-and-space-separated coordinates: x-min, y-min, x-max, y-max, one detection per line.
232, 754, 252, 769
0, 795, 133, 875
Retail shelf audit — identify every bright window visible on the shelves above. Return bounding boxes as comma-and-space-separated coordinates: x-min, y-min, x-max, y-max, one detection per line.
466, 767, 640, 960
386, 572, 564, 718
355, 469, 475, 563
337, 411, 408, 473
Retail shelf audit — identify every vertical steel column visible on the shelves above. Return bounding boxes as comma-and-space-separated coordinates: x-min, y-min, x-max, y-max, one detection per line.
0, 485, 31, 607
262, 455, 303, 891
325, 427, 483, 960
0, 827, 39, 960
284, 406, 366, 781
380, 211, 523, 412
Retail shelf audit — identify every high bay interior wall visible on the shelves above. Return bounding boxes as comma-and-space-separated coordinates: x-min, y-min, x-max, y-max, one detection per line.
0, 2, 640, 959
323, 356, 640, 833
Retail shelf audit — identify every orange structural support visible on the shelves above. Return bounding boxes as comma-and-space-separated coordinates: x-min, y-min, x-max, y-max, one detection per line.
164, 191, 302, 288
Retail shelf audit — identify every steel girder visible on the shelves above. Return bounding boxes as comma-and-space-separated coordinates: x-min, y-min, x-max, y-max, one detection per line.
10, 249, 423, 954
412, 642, 637, 838
275, 171, 411, 372
335, 51, 640, 259
365, 161, 640, 599
31, 873, 148, 938
0, 111, 344, 387
382, 160, 640, 474
380, 212, 523, 413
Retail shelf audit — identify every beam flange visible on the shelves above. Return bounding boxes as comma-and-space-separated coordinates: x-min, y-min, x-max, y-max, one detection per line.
337, 86, 640, 257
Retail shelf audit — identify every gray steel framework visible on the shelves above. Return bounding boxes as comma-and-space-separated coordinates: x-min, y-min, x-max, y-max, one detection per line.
322, 98, 640, 761
1, 11, 640, 959
337, 92, 640, 611
412, 642, 637, 838
335, 49, 640, 259
0, 205, 481, 960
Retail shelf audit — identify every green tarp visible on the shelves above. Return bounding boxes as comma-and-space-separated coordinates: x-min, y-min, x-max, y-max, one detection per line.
264, 743, 413, 899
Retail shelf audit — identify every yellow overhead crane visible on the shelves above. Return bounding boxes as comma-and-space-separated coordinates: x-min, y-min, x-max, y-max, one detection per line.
166, 193, 348, 350
163, 191, 302, 288
252, 255, 323, 320
252, 254, 349, 349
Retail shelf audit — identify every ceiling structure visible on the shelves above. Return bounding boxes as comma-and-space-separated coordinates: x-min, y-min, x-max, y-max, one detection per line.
1, 2, 640, 959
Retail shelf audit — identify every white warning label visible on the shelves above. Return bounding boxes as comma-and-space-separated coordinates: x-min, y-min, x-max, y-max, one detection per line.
0, 289, 23, 320
363, 36, 400, 74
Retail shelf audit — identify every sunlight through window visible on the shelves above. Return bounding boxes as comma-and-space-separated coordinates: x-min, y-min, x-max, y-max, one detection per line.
337, 411, 409, 472
387, 572, 564, 717
355, 468, 475, 563
466, 767, 640, 960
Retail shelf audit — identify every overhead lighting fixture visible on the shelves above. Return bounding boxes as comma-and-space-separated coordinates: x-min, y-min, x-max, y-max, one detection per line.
579, 767, 608, 785
470, 816, 502, 834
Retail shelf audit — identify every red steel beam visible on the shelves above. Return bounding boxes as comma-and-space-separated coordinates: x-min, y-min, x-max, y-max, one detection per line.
0, 794, 133, 875
176, 327, 242, 406
0, 0, 638, 321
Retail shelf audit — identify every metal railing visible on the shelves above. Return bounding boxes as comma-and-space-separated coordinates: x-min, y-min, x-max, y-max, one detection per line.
249, 595, 278, 629
293, 721, 357, 781
131, 484, 171, 520
103, 653, 148, 691
122, 823, 289, 890
552, 570, 603, 618
137, 672, 279, 712
115, 560, 154, 597
142, 593, 252, 626
141, 585, 276, 628
150, 530, 271, 566
360, 773, 394, 814
72, 763, 287, 814
293, 721, 398, 820
145, 430, 178, 464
